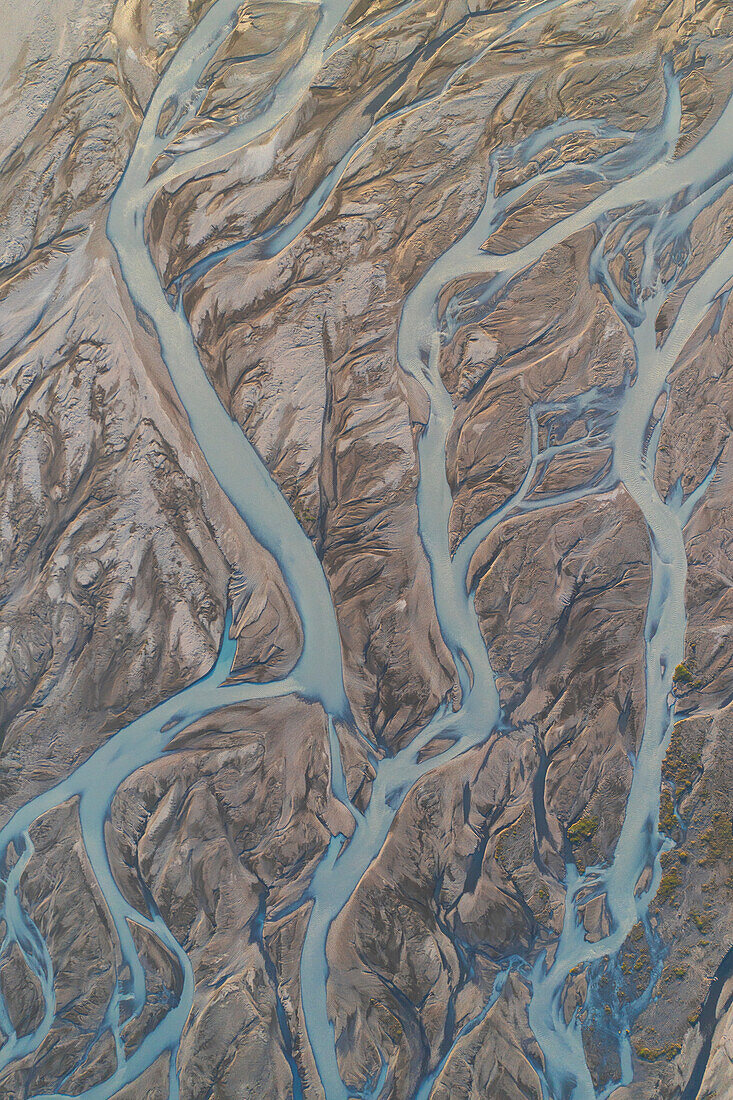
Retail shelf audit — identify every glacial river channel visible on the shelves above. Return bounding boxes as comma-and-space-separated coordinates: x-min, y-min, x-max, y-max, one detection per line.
1, 1, 732, 1098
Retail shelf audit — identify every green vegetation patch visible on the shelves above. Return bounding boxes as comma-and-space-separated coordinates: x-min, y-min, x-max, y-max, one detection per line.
568, 814, 599, 843
699, 810, 733, 865
634, 1041, 682, 1062
689, 909, 713, 932
657, 862, 683, 903
662, 720, 705, 799
659, 787, 677, 835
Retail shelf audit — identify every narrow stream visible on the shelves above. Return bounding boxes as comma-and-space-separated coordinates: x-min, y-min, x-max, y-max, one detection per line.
1, 3, 733, 1100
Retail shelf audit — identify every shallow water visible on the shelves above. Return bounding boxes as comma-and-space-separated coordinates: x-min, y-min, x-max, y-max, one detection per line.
2, 2, 733, 1098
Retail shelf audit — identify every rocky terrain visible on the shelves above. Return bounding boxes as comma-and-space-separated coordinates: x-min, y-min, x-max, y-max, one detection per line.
1, 0, 733, 1098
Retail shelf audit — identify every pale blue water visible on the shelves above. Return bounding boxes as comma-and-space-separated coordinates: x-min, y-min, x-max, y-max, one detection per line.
1, 2, 732, 1099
